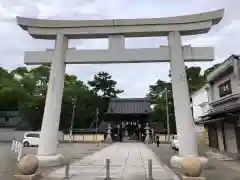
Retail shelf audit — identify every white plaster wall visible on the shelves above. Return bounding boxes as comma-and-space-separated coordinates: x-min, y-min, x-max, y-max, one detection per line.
191, 86, 209, 121
224, 123, 238, 154
154, 134, 175, 141
63, 134, 105, 141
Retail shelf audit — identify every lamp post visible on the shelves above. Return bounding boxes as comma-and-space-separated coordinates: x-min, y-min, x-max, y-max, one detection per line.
95, 108, 99, 141
138, 123, 141, 141
117, 124, 120, 141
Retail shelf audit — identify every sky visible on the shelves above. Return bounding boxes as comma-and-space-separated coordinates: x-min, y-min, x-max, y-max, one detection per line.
0, 0, 239, 98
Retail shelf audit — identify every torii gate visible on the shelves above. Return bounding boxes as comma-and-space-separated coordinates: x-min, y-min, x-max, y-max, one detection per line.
17, 9, 224, 167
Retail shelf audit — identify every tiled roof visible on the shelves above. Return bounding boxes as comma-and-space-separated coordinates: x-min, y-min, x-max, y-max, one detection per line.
207, 54, 240, 82
106, 98, 151, 114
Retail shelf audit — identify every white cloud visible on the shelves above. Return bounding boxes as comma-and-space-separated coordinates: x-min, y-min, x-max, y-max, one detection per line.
0, 0, 239, 97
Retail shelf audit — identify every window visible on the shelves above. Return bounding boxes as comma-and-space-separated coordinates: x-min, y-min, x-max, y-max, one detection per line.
26, 133, 40, 138
218, 80, 232, 97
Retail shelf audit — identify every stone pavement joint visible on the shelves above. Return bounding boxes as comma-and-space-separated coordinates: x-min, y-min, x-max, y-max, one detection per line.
46, 143, 176, 180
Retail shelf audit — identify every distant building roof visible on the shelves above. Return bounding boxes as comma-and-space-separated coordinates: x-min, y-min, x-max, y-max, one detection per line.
106, 98, 151, 115
207, 54, 240, 83
190, 54, 240, 97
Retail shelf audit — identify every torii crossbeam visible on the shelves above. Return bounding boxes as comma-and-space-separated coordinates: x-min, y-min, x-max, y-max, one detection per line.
24, 45, 214, 64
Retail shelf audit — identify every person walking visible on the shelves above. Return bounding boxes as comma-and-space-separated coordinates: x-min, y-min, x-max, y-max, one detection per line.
156, 136, 160, 147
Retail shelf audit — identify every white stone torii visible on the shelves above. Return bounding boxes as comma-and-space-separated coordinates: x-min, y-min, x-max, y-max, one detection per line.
17, 9, 224, 167
24, 45, 214, 64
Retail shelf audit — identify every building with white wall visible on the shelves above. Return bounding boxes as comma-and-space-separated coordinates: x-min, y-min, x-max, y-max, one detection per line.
191, 85, 211, 122
191, 85, 210, 138
191, 85, 211, 151
194, 55, 240, 156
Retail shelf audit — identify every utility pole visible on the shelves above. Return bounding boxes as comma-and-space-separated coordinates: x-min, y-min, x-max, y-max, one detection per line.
95, 108, 99, 141
69, 97, 77, 142
165, 89, 170, 142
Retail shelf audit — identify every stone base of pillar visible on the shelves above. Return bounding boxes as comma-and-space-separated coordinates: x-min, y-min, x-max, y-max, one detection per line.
196, 131, 208, 156
181, 175, 206, 180
144, 135, 152, 144
14, 172, 42, 180
144, 139, 152, 144
170, 156, 208, 169
105, 135, 112, 143
37, 154, 65, 167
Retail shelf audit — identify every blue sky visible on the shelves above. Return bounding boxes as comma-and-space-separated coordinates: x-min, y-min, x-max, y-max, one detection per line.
0, 0, 239, 97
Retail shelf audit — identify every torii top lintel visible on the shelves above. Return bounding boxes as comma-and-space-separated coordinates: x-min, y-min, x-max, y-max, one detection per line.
17, 9, 224, 39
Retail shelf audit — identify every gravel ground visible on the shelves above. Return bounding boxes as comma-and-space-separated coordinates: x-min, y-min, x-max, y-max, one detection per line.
148, 144, 240, 180
0, 142, 108, 180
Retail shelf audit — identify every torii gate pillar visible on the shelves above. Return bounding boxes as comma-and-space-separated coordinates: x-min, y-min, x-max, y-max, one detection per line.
36, 34, 68, 166
17, 9, 224, 167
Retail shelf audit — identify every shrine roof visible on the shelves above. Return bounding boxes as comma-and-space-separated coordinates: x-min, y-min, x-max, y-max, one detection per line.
106, 98, 152, 115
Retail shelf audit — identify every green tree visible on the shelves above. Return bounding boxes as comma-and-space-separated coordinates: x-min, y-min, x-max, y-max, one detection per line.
88, 71, 123, 98
61, 74, 98, 129
0, 68, 26, 110
11, 66, 50, 129
1, 65, 99, 130
169, 66, 206, 94
1, 66, 122, 130
146, 79, 176, 133
146, 80, 172, 103
148, 64, 220, 134
11, 67, 28, 77
88, 71, 124, 125
185, 66, 205, 94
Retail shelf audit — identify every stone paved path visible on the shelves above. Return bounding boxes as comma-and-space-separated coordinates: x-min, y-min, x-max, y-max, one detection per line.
46, 142, 176, 180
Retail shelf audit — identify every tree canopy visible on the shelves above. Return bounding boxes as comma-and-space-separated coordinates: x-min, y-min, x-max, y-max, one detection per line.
0, 61, 220, 132
147, 64, 220, 133
168, 66, 205, 95
88, 71, 123, 98
0, 66, 123, 130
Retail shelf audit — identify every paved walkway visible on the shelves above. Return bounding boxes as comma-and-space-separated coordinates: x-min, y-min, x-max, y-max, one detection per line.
46, 143, 176, 180
148, 144, 240, 180
205, 151, 235, 161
